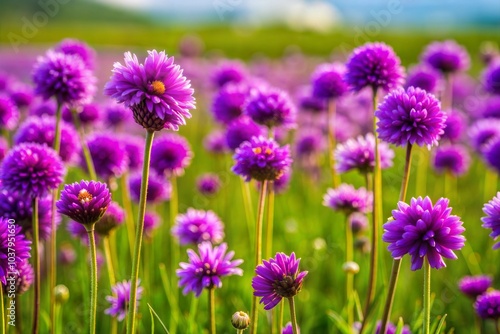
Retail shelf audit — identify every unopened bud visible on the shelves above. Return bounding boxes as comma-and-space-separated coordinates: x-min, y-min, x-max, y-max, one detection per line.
54, 284, 70, 304
231, 311, 250, 330
342, 261, 360, 274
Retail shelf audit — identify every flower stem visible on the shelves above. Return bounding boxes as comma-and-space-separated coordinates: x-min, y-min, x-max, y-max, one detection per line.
126, 129, 155, 334
120, 173, 135, 260
32, 196, 40, 334
484, 169, 497, 203
241, 179, 255, 248
496, 319, 500, 334
71, 107, 97, 180
265, 182, 275, 259
327, 99, 340, 187
288, 297, 299, 334
415, 147, 429, 196
250, 180, 268, 334
423, 258, 431, 334
0, 273, 4, 333
85, 225, 98, 334
208, 288, 216, 334
399, 144, 413, 202
345, 214, 354, 331
169, 175, 179, 334
103, 236, 116, 286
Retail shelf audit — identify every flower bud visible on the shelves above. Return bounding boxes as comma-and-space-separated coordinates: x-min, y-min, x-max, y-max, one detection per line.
231, 311, 250, 330
342, 261, 360, 275
54, 284, 70, 304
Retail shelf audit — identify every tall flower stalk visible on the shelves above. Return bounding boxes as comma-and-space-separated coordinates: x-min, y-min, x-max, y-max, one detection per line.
32, 197, 40, 334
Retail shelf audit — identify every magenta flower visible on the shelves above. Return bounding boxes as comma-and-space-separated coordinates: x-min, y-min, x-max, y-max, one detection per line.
483, 60, 500, 95
244, 86, 296, 129
211, 60, 247, 88
204, 130, 229, 154
196, 173, 221, 196
323, 184, 373, 215
483, 137, 500, 173
144, 212, 161, 239
0, 95, 20, 131
375, 320, 411, 334
0, 217, 32, 285
105, 280, 143, 321
458, 275, 492, 299
482, 192, 500, 249
85, 133, 128, 180
468, 118, 500, 153
94, 202, 125, 237
211, 82, 248, 124
62, 103, 102, 126
421, 40, 470, 74
475, 290, 500, 319
282, 322, 299, 334
129, 171, 171, 204
405, 64, 442, 93
55, 38, 95, 70
150, 134, 193, 177
172, 208, 224, 245
310, 62, 347, 99
225, 116, 264, 151
441, 110, 465, 143
432, 144, 470, 176
2, 259, 34, 295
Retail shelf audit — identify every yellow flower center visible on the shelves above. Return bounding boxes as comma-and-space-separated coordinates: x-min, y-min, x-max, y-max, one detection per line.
252, 147, 262, 154
78, 189, 93, 203
150, 80, 166, 95
264, 148, 272, 155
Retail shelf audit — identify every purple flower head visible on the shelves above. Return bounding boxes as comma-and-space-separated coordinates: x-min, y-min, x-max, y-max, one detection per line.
468, 119, 500, 153
432, 144, 470, 176
57, 180, 111, 226
8, 82, 34, 108
482, 192, 500, 249
177, 242, 243, 297
178, 34, 204, 58
62, 102, 102, 126
272, 167, 291, 194
3, 259, 34, 295
349, 212, 368, 235
421, 40, 470, 74
58, 242, 76, 265
104, 50, 195, 131
481, 96, 500, 119
172, 208, 225, 245
0, 143, 65, 198
196, 173, 221, 196
67, 220, 99, 245
484, 137, 500, 173
104, 101, 133, 127
32, 50, 96, 105
211, 60, 247, 88
475, 290, 500, 319
297, 86, 326, 113
252, 252, 308, 310
129, 171, 171, 204
345, 42, 405, 92
0, 217, 31, 285
204, 130, 229, 154
375, 321, 411, 334
383, 196, 466, 270
311, 62, 348, 99
121, 135, 144, 172
151, 134, 193, 177
0, 95, 20, 130
458, 275, 493, 299
105, 280, 143, 322
232, 136, 292, 182
282, 322, 300, 334
55, 38, 95, 70
295, 129, 325, 157
483, 60, 500, 95
94, 202, 124, 236
0, 138, 8, 162
335, 133, 394, 174
211, 82, 249, 124
144, 211, 161, 239
405, 64, 442, 93
441, 110, 465, 142
244, 86, 296, 129
14, 115, 81, 164
85, 133, 128, 180
0, 72, 13, 91
225, 116, 265, 151
323, 184, 373, 215
29, 99, 56, 117
375, 86, 446, 148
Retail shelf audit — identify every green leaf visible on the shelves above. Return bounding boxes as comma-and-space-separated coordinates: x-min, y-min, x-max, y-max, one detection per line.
327, 310, 351, 334
395, 317, 405, 334
148, 303, 170, 334
431, 314, 447, 334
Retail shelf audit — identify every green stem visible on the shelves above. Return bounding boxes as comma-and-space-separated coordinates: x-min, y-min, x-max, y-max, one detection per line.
187, 295, 199, 334
278, 300, 284, 334
327, 99, 340, 187
169, 175, 179, 334
443, 73, 453, 110
399, 144, 413, 202
126, 130, 155, 334
415, 147, 429, 197
85, 226, 98, 334
484, 169, 498, 203
288, 297, 299, 334
120, 173, 135, 260
423, 259, 431, 334
264, 182, 275, 259
32, 197, 40, 334
71, 107, 97, 180
208, 288, 216, 334
345, 214, 354, 331
103, 236, 116, 286
0, 275, 4, 334
496, 319, 500, 334
250, 180, 268, 334
361, 172, 374, 329
241, 179, 255, 248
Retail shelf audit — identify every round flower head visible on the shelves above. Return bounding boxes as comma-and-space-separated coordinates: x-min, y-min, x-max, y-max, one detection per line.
475, 290, 500, 319
211, 60, 247, 88
94, 202, 124, 236
8, 82, 34, 108
85, 133, 128, 180
295, 128, 325, 157
297, 86, 326, 114
144, 211, 161, 239
211, 82, 248, 124
382, 196, 466, 270
150, 134, 193, 177
244, 87, 296, 129
252, 252, 308, 310
204, 130, 229, 154
196, 173, 221, 196
0, 72, 13, 91
57, 180, 111, 226
121, 135, 144, 172
345, 42, 405, 92
177, 242, 243, 297
172, 208, 225, 245
405, 64, 442, 93
375, 321, 411, 334
129, 171, 171, 204
282, 322, 300, 334
0, 143, 65, 198
271, 167, 291, 194
0, 95, 20, 130
310, 62, 348, 99
335, 133, 394, 174
468, 118, 500, 153
0, 217, 32, 285
32, 50, 96, 105
458, 275, 493, 299
29, 99, 56, 117
62, 103, 102, 126
441, 110, 465, 142
104, 101, 133, 127
483, 60, 500, 95
2, 259, 34, 295
105, 280, 143, 322
323, 184, 373, 215
14, 115, 81, 164
231, 311, 250, 330
58, 242, 76, 265
432, 144, 470, 176
232, 136, 292, 182
104, 50, 195, 131
480, 96, 500, 119
482, 192, 500, 249
225, 116, 264, 151
55, 38, 95, 70
375, 86, 446, 148
421, 40, 470, 74
67, 220, 99, 245
484, 137, 500, 173
349, 212, 369, 235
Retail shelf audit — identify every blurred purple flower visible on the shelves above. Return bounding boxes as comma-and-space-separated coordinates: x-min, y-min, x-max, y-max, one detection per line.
484, 136, 500, 173
458, 275, 492, 299
282, 322, 299, 334
94, 201, 124, 236
244, 86, 296, 129
204, 130, 229, 154
104, 101, 133, 127
211, 60, 247, 88
85, 133, 128, 179
468, 118, 500, 153
62, 102, 102, 126
0, 95, 19, 131
482, 192, 500, 249
8, 82, 34, 108
375, 320, 411, 334
225, 116, 264, 151
151, 134, 193, 177
3, 259, 33, 295
0, 217, 31, 285
55, 38, 95, 70
475, 290, 500, 319
144, 212, 161, 239
105, 280, 143, 322
172, 208, 224, 245
483, 59, 500, 95
28, 99, 56, 117
432, 144, 470, 176
480, 96, 500, 119
421, 40, 470, 74
196, 173, 221, 196
441, 110, 465, 142
311, 62, 347, 99
323, 184, 373, 215
129, 171, 171, 204
211, 82, 248, 124
121, 135, 144, 172
405, 64, 442, 93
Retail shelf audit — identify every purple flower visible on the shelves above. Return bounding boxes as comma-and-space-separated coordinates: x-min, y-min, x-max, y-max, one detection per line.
441, 110, 465, 142
177, 242, 243, 297
382, 196, 466, 270
225, 116, 264, 151
0, 143, 65, 198
0, 137, 8, 162
484, 137, 500, 173
144, 212, 161, 239
272, 168, 292, 194
323, 184, 373, 214
104, 102, 133, 127
375, 320, 411, 334
483, 60, 500, 95
104, 50, 195, 131
475, 290, 500, 319
252, 252, 308, 310
468, 119, 500, 153
204, 130, 229, 154
32, 50, 96, 105
196, 173, 221, 196
62, 103, 102, 126
350, 212, 369, 235
151, 134, 193, 177
105, 280, 143, 322
0, 217, 31, 285
94, 202, 124, 236
57, 180, 111, 226
458, 275, 493, 299
3, 259, 34, 295
335, 133, 394, 174
244, 87, 296, 129
345, 42, 405, 92
129, 171, 171, 204
421, 40, 470, 74
282, 322, 299, 334
482, 192, 500, 249
405, 64, 442, 93
310, 62, 348, 99
295, 129, 325, 157
8, 82, 34, 108
55, 38, 95, 70
29, 99, 56, 117
121, 135, 144, 172
172, 208, 224, 245
375, 86, 446, 148
232, 136, 292, 182
67, 220, 97, 245
211, 60, 247, 88
480, 96, 500, 119
211, 82, 248, 124
297, 86, 326, 113
85, 133, 128, 180
432, 144, 470, 176
0, 95, 20, 130
14, 115, 81, 164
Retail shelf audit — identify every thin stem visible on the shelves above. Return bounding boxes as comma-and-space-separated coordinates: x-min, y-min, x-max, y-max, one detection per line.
0, 276, 4, 334
208, 288, 216, 334
103, 236, 116, 286
250, 180, 268, 334
415, 147, 428, 197
327, 99, 340, 187
169, 175, 179, 334
399, 144, 413, 202
241, 179, 255, 247
443, 73, 453, 110
85, 226, 98, 334
71, 107, 97, 180
265, 182, 275, 259
32, 197, 40, 334
423, 258, 431, 334
496, 319, 500, 334
288, 297, 299, 334
484, 169, 498, 203
126, 130, 155, 334
120, 173, 135, 260
279, 299, 284, 334
345, 214, 354, 331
